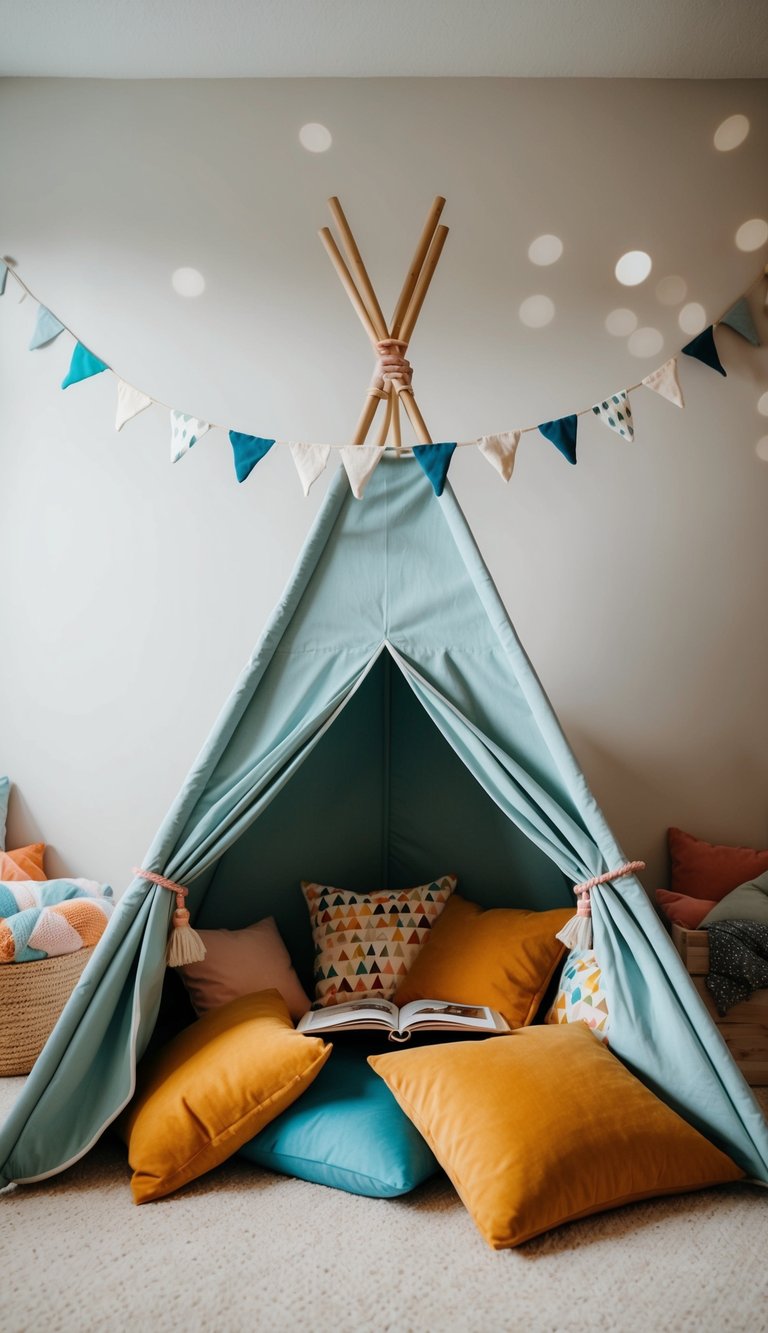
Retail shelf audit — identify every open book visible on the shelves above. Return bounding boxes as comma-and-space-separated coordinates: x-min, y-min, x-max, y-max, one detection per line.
296, 997, 510, 1044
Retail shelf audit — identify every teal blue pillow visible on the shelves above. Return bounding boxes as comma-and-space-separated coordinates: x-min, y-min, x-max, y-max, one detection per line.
238, 1042, 439, 1197
0, 776, 8, 850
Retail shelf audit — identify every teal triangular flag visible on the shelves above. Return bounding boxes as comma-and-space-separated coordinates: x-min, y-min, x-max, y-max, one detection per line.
30, 306, 65, 350
229, 432, 275, 484
681, 326, 726, 377
0, 263, 7, 296
412, 442, 456, 496
538, 414, 578, 464
719, 297, 760, 347
61, 341, 109, 389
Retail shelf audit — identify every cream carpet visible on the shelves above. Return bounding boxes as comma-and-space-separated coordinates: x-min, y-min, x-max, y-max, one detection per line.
2, 1076, 767, 1333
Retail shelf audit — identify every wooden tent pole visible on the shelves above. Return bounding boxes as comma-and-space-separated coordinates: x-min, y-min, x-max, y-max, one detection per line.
320, 198, 448, 447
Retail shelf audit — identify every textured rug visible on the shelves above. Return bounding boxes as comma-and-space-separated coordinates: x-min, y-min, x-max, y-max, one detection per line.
1, 1076, 767, 1333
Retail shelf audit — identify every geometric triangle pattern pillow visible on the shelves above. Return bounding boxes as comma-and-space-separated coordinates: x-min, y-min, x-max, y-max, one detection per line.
545, 948, 609, 1041
301, 876, 456, 1007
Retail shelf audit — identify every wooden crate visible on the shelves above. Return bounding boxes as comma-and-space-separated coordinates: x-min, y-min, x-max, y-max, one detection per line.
672, 923, 768, 1087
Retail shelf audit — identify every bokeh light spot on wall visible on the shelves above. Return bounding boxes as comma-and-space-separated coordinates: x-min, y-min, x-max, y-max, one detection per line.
605, 308, 638, 337
299, 123, 333, 153
171, 267, 205, 297
756, 436, 768, 463
615, 251, 652, 286
655, 275, 687, 305
527, 234, 563, 266
735, 218, 768, 252
679, 302, 707, 336
519, 295, 555, 328
628, 327, 664, 358
713, 114, 750, 151
757, 392, 768, 417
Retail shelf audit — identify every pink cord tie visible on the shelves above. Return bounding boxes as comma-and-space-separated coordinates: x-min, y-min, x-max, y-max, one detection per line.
132, 867, 205, 965
571, 860, 646, 918
369, 339, 413, 399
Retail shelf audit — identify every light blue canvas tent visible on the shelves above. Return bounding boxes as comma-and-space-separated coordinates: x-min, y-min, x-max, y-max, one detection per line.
2, 457, 767, 1190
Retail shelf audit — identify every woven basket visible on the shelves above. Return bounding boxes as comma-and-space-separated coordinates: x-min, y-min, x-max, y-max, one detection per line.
0, 947, 94, 1077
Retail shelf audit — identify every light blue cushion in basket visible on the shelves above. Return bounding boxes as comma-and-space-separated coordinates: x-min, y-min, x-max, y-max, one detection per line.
238, 1041, 439, 1198
0, 776, 8, 850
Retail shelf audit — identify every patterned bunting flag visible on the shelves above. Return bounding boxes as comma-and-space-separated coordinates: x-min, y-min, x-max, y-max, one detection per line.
412, 442, 456, 496
0, 262, 7, 296
340, 444, 385, 499
170, 410, 210, 462
538, 414, 578, 465
681, 326, 726, 377
719, 297, 760, 347
61, 342, 109, 389
641, 358, 684, 409
477, 431, 520, 481
288, 442, 330, 495
29, 305, 65, 350
229, 432, 275, 483
115, 381, 153, 431
591, 391, 633, 441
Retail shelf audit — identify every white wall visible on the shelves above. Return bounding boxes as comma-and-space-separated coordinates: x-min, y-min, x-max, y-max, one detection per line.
0, 77, 767, 892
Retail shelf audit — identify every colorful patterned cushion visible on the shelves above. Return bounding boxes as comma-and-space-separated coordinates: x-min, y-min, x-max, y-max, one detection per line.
545, 948, 610, 1040
301, 875, 456, 1006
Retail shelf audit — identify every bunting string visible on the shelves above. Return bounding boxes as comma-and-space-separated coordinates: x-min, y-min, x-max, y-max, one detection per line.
1, 255, 766, 499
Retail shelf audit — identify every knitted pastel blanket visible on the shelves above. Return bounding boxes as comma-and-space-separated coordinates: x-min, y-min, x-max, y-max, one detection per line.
0, 878, 114, 963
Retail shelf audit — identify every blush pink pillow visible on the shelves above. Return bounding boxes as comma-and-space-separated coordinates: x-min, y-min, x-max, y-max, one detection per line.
179, 918, 310, 1022
655, 889, 717, 929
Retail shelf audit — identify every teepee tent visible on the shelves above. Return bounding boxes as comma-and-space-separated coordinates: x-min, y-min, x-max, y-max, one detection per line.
2, 196, 767, 1193
1, 456, 768, 1189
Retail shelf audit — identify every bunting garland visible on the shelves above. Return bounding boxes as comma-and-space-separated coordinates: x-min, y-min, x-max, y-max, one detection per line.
0, 257, 765, 500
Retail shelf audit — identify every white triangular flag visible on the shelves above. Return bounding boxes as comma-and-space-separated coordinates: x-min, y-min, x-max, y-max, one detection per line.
339, 445, 384, 499
477, 431, 521, 481
116, 380, 153, 432
170, 410, 210, 462
591, 391, 634, 441
288, 442, 330, 495
642, 358, 684, 409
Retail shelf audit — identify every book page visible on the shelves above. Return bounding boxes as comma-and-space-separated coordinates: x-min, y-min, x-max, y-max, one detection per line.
399, 999, 503, 1030
297, 998, 399, 1031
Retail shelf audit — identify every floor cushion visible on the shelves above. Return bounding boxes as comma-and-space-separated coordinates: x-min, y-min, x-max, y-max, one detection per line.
701, 870, 768, 927
545, 948, 609, 1040
0, 843, 46, 882
240, 1041, 439, 1197
668, 827, 768, 901
656, 889, 717, 929
179, 917, 310, 1021
369, 1024, 743, 1249
117, 989, 331, 1203
302, 874, 456, 1006
394, 894, 572, 1028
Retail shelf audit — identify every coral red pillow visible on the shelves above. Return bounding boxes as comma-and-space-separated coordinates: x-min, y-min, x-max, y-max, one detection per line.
0, 843, 46, 882
655, 889, 716, 929
668, 827, 768, 901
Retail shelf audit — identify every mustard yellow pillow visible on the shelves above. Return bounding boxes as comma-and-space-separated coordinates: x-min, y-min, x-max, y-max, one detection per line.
118, 990, 331, 1203
369, 1024, 743, 1249
394, 894, 573, 1028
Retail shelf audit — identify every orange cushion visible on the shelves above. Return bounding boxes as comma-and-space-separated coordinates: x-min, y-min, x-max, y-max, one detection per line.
118, 990, 331, 1204
0, 843, 46, 881
369, 1024, 743, 1249
394, 894, 572, 1029
656, 889, 717, 929
668, 827, 768, 901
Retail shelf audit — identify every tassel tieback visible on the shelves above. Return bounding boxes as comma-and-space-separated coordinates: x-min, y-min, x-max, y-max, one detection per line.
555, 860, 646, 952
132, 867, 207, 967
